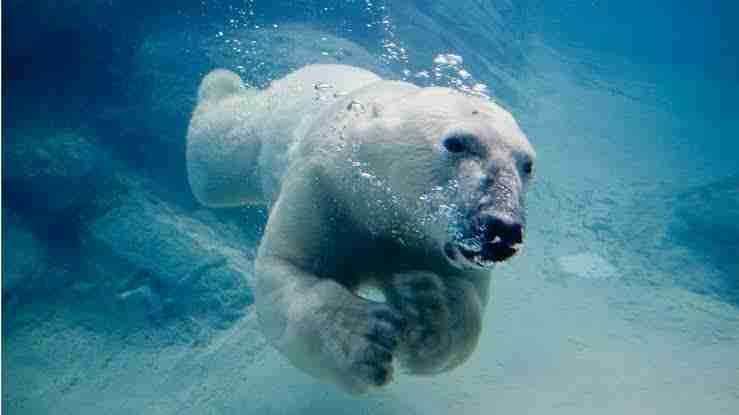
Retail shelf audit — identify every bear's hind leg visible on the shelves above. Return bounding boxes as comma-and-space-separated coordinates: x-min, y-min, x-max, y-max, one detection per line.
187, 69, 265, 207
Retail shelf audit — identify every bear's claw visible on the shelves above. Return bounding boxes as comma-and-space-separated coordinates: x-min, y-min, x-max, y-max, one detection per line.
331, 301, 405, 393
386, 271, 453, 374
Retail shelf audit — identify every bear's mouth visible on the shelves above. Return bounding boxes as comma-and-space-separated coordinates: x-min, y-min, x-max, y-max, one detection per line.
444, 211, 525, 268
444, 237, 521, 269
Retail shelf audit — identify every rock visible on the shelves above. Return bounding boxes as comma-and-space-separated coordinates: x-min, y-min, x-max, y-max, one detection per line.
671, 175, 739, 302
110, 23, 390, 174
2, 1, 121, 51
2, 210, 48, 293
3, 128, 109, 214
81, 186, 254, 327
673, 175, 739, 247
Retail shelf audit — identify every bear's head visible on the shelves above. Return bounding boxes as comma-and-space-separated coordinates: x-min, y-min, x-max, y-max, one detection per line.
339, 86, 536, 269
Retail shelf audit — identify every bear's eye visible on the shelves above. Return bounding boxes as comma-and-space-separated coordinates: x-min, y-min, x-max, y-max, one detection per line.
442, 136, 467, 153
522, 160, 534, 175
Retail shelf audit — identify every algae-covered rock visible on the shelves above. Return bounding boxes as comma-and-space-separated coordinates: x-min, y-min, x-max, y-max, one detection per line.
81, 189, 254, 326
671, 175, 739, 302
674, 176, 739, 247
2, 209, 48, 293
3, 128, 107, 213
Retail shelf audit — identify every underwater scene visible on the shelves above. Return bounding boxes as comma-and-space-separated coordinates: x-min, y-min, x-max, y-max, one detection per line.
2, 1, 738, 413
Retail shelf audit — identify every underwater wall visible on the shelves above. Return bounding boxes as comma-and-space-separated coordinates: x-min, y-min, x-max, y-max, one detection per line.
2, 1, 738, 413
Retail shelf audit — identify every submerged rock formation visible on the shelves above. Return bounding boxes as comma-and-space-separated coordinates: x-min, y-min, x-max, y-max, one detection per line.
4, 128, 107, 214
2, 210, 49, 294
81, 182, 254, 327
671, 175, 739, 302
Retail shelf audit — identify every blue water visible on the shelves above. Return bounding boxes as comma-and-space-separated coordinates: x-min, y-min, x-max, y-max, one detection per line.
3, 1, 738, 413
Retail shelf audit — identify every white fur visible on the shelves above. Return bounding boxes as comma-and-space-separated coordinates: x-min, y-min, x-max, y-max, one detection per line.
187, 64, 535, 394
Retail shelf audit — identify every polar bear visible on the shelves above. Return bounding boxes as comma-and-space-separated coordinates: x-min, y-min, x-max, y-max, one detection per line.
187, 64, 536, 394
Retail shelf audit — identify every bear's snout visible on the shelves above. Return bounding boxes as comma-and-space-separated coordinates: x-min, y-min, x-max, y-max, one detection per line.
449, 210, 525, 268
472, 211, 523, 262
475, 211, 524, 246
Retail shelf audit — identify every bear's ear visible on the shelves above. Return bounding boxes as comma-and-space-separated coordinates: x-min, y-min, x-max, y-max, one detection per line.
197, 69, 245, 103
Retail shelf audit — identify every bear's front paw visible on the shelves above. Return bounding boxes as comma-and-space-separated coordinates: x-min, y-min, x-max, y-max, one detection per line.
386, 271, 452, 374
330, 301, 406, 393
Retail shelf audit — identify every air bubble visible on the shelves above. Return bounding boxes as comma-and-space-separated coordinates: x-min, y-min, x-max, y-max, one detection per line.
314, 82, 333, 90
433, 53, 463, 66
458, 238, 483, 253
472, 83, 488, 93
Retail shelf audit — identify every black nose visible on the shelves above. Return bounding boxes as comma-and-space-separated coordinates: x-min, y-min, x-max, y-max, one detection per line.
477, 213, 523, 244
